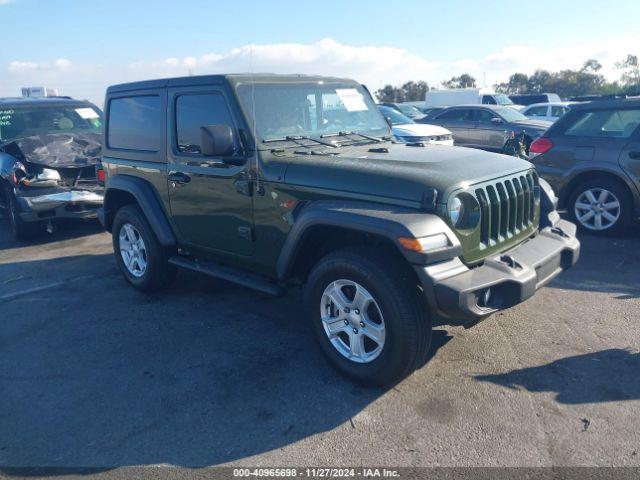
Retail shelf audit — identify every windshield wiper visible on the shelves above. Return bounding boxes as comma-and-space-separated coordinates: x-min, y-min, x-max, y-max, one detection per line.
262, 135, 337, 148
320, 131, 385, 143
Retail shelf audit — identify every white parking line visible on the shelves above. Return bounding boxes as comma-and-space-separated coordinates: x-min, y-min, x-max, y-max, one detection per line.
0, 275, 96, 302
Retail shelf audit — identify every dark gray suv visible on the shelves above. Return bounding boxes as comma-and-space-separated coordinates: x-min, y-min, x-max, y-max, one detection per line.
427, 105, 552, 154
529, 98, 640, 235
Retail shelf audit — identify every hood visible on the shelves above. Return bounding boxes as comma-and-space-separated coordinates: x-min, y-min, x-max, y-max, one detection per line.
392, 123, 452, 137
4, 132, 102, 168
281, 142, 533, 204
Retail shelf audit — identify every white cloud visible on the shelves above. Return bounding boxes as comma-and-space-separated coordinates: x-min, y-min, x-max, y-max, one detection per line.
0, 0, 14, 5
2, 36, 639, 105
128, 38, 440, 89
450, 35, 640, 86
8, 58, 73, 73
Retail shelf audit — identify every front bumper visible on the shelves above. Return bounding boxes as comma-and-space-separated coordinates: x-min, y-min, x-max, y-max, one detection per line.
15, 188, 104, 222
415, 219, 580, 324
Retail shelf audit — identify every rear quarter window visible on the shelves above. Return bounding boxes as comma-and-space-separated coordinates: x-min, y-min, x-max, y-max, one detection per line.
108, 96, 161, 151
564, 109, 640, 138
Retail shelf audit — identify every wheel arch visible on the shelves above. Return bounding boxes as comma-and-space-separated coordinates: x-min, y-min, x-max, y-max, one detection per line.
560, 169, 635, 210
102, 175, 176, 246
276, 200, 460, 283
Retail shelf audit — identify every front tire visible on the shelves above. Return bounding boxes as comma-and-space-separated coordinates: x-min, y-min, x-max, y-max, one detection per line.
304, 247, 431, 387
112, 204, 176, 292
8, 193, 41, 241
568, 178, 632, 236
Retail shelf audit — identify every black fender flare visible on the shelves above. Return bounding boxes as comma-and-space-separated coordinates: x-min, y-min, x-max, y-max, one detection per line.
102, 174, 176, 246
276, 200, 460, 280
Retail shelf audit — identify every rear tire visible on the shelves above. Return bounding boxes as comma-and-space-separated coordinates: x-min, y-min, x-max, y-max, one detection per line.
567, 178, 632, 236
8, 194, 41, 241
112, 204, 176, 292
304, 246, 431, 387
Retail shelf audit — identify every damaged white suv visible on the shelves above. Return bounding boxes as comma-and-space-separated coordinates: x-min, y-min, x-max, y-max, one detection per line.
0, 93, 104, 239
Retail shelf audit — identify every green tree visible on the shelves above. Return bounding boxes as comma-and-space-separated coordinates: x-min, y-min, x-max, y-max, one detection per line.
442, 74, 476, 88
616, 54, 640, 93
399, 81, 429, 102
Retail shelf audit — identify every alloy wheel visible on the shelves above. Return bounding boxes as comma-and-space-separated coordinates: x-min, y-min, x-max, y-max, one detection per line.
320, 279, 386, 363
119, 223, 148, 277
574, 188, 621, 231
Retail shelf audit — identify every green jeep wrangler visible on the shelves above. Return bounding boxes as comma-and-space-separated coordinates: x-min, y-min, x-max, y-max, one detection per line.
98, 74, 580, 386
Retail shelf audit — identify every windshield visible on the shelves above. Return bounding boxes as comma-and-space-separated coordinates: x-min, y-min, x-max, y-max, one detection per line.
494, 94, 514, 105
495, 107, 528, 122
397, 104, 422, 116
236, 83, 388, 142
0, 104, 102, 142
378, 106, 414, 125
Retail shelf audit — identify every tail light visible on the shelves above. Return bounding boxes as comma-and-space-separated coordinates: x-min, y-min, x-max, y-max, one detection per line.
96, 162, 105, 185
529, 137, 554, 155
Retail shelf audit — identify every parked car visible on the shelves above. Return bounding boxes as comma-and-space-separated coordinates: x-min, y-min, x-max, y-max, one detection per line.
0, 90, 104, 239
378, 105, 453, 145
509, 93, 562, 106
415, 107, 448, 123
99, 73, 578, 386
426, 88, 518, 108
529, 98, 640, 235
522, 102, 573, 122
426, 105, 552, 153
381, 102, 426, 120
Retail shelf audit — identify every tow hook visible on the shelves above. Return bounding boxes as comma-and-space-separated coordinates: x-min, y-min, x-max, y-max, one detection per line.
550, 226, 570, 238
499, 254, 523, 270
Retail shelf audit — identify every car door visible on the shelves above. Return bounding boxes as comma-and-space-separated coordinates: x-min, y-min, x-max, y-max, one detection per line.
432, 108, 474, 145
618, 115, 640, 197
469, 108, 506, 150
167, 87, 254, 256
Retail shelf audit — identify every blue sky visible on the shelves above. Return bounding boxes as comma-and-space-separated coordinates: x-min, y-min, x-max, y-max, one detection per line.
1, 0, 639, 104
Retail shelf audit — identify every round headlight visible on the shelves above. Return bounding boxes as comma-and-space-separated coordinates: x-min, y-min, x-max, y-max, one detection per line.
449, 196, 464, 226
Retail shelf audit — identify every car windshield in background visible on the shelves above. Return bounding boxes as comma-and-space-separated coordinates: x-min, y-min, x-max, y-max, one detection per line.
494, 94, 514, 105
378, 106, 414, 125
236, 83, 388, 142
0, 105, 102, 142
496, 107, 528, 122
397, 104, 421, 116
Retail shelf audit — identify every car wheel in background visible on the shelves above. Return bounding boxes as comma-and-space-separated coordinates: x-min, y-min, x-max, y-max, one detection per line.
568, 178, 632, 236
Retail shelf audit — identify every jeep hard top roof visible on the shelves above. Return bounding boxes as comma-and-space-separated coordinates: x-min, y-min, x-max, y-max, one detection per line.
0, 96, 96, 109
107, 73, 359, 94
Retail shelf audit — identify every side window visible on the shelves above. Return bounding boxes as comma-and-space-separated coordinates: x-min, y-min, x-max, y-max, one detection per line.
108, 96, 161, 151
565, 109, 640, 138
482, 95, 497, 105
175, 93, 236, 155
551, 106, 567, 117
527, 106, 548, 117
436, 109, 468, 121
472, 109, 498, 122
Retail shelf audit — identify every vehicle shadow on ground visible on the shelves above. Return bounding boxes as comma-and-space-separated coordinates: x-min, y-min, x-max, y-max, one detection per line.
0, 217, 104, 251
475, 348, 640, 404
546, 228, 640, 299
0, 253, 450, 473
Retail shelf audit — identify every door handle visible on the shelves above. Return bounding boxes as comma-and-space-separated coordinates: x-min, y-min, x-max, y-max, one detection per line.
168, 171, 191, 185
629, 151, 640, 160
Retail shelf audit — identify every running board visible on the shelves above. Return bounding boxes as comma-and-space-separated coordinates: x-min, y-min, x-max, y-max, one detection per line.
168, 256, 285, 297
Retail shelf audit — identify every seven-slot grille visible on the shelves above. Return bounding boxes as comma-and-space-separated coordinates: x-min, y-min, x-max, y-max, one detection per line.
474, 171, 539, 246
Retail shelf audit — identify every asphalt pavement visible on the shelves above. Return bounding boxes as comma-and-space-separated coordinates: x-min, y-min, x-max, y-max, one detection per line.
0, 217, 638, 473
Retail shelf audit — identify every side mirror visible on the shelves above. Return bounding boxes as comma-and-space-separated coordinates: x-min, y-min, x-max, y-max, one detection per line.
200, 124, 235, 157
491, 117, 503, 124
